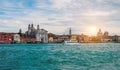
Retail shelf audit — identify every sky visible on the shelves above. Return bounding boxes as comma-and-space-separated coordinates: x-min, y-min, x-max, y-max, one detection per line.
0, 0, 120, 35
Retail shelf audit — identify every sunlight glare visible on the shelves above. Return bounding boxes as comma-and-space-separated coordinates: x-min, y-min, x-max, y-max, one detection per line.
89, 26, 97, 36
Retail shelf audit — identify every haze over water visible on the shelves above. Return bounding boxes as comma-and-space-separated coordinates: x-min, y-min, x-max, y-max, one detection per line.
0, 43, 120, 70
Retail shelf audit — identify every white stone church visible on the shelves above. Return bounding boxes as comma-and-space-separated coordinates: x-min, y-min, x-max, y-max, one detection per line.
36, 25, 48, 43
25, 24, 48, 43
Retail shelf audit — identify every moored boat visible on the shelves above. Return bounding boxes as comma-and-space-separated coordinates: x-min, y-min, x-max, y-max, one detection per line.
64, 40, 79, 45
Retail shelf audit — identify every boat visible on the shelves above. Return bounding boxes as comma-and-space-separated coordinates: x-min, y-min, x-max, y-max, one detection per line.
63, 40, 79, 45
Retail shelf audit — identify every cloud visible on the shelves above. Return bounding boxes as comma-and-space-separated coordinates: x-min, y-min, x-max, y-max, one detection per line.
0, 20, 26, 32
0, 0, 120, 35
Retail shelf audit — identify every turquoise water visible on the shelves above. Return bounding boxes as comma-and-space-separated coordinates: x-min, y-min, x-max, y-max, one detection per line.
0, 43, 120, 70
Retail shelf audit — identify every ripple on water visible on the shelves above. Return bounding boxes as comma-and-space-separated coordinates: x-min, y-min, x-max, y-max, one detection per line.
0, 43, 120, 70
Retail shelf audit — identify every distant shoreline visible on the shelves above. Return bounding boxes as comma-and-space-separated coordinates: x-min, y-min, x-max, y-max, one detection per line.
0, 42, 119, 44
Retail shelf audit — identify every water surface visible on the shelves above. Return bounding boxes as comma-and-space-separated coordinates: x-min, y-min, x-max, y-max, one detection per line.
0, 43, 120, 70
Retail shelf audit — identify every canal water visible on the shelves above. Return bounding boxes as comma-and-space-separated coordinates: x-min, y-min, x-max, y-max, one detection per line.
0, 43, 120, 70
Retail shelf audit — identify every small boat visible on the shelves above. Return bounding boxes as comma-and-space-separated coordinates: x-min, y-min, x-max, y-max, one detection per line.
64, 40, 79, 45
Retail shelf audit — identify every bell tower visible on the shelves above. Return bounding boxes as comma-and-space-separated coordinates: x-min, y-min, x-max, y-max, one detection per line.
37, 25, 40, 30
97, 29, 103, 37
28, 24, 31, 30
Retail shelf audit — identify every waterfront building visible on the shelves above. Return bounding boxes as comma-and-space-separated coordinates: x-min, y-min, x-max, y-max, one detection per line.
102, 36, 112, 42
13, 34, 20, 43
48, 37, 54, 43
118, 36, 120, 42
70, 35, 77, 41
20, 34, 36, 43
25, 24, 48, 43
53, 38, 58, 43
36, 25, 48, 43
97, 29, 103, 42
48, 33, 56, 43
0, 32, 14, 44
57, 35, 69, 43
25, 24, 36, 37
48, 34, 70, 43
112, 35, 120, 43
36, 29, 48, 43
78, 34, 89, 43
102, 31, 112, 42
104, 31, 109, 37
97, 29, 103, 37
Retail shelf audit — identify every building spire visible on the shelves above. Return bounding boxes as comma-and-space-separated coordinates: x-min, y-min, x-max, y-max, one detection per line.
99, 29, 101, 32
37, 24, 40, 30
97, 28, 103, 36
19, 28, 22, 33
31, 24, 33, 28
69, 28, 71, 36
28, 24, 30, 30
31, 22, 35, 30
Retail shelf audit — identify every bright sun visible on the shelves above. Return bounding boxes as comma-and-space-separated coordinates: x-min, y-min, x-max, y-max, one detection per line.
89, 26, 97, 36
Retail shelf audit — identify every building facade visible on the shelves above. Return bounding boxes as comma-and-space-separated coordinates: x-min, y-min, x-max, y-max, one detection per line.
25, 24, 48, 43
97, 29, 103, 37
36, 28, 48, 43
112, 35, 120, 43
13, 34, 20, 43
0, 32, 14, 44
25, 24, 36, 37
